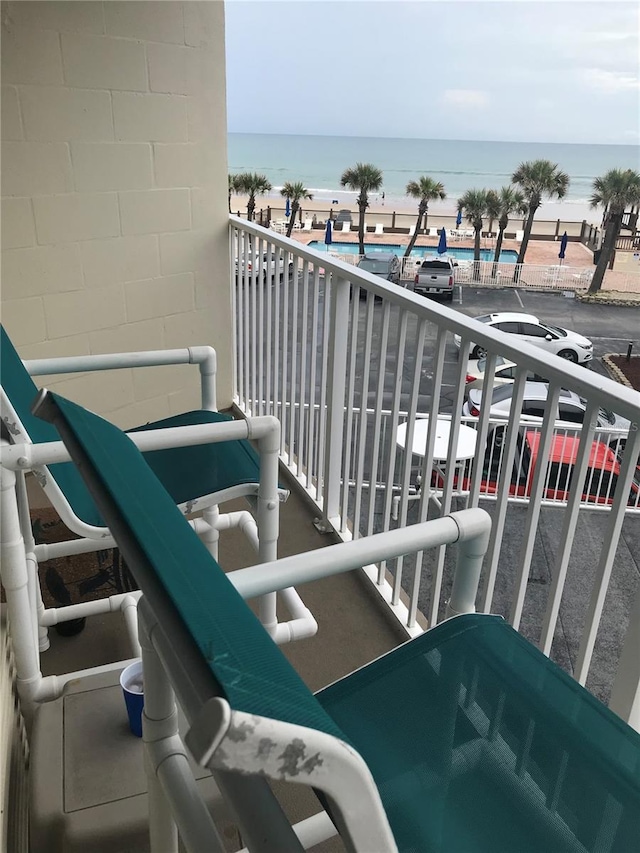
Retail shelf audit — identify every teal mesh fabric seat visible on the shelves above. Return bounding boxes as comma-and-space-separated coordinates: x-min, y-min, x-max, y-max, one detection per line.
1, 325, 261, 527
318, 615, 640, 853
42, 392, 640, 853
40, 393, 345, 740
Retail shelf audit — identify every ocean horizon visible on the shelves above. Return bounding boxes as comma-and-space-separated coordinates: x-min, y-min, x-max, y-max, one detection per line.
228, 132, 638, 221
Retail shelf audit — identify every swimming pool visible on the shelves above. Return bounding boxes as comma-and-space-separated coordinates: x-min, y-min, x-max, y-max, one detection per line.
307, 241, 518, 263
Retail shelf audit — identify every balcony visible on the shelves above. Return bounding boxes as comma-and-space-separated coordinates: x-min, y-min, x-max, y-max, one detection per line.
3, 217, 640, 851
230, 216, 640, 711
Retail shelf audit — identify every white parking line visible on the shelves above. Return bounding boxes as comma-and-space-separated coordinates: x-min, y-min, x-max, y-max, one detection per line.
514, 289, 524, 308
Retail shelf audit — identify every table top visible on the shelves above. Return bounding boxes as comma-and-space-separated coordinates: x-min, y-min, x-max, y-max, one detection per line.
396, 417, 478, 462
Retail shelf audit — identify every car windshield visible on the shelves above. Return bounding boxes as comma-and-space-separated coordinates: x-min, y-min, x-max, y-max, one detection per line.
477, 355, 507, 372
544, 323, 567, 338
491, 385, 520, 403
475, 314, 493, 324
359, 259, 390, 273
581, 398, 617, 425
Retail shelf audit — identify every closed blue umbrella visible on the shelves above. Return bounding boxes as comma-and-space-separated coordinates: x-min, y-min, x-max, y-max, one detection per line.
437, 228, 448, 255
558, 231, 568, 265
324, 218, 332, 247
456, 210, 462, 228
285, 197, 291, 218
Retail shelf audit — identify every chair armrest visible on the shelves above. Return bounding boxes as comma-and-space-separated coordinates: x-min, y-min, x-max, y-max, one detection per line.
2, 415, 280, 470
24, 346, 217, 410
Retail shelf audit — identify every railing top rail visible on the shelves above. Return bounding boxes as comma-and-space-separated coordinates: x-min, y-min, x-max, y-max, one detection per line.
230, 217, 640, 423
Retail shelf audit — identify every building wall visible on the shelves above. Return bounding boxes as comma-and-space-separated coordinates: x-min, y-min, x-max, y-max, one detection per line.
1, 1, 233, 425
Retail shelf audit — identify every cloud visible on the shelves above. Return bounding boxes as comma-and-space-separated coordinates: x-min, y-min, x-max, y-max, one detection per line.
582, 68, 640, 93
440, 89, 489, 109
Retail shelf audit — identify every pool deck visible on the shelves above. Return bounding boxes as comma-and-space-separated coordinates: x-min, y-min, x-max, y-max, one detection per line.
292, 228, 593, 267
289, 229, 640, 301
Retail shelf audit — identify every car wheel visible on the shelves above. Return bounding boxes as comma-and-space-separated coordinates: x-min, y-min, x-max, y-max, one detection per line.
471, 345, 487, 359
558, 349, 578, 362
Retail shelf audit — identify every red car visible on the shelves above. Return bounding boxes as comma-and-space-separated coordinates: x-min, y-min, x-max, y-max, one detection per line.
436, 428, 640, 507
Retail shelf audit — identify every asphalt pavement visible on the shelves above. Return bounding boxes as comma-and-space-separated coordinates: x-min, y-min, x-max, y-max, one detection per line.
399, 287, 640, 703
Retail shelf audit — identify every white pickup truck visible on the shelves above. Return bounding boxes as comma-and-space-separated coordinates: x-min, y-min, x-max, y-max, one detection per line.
413, 257, 457, 300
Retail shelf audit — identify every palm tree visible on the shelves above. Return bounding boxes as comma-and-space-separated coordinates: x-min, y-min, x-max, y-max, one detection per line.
587, 168, 640, 294
491, 186, 526, 277
281, 181, 313, 237
403, 177, 446, 257
512, 160, 570, 265
458, 189, 490, 280
235, 172, 272, 222
228, 173, 243, 213
340, 162, 383, 255
484, 190, 500, 236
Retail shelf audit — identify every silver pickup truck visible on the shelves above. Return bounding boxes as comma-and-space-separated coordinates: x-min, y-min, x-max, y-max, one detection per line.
413, 257, 456, 300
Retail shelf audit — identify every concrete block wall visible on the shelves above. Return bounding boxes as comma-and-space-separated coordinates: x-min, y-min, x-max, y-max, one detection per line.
1, 1, 233, 425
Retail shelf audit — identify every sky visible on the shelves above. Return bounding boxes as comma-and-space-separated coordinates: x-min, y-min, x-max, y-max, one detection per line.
225, 0, 640, 145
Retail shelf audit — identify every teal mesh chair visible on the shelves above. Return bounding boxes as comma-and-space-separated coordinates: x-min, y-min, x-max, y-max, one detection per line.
32, 390, 640, 853
0, 324, 284, 654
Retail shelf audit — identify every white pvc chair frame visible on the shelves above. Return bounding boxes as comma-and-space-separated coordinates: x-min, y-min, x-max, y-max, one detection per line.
126, 510, 491, 853
0, 347, 302, 653
1, 414, 318, 711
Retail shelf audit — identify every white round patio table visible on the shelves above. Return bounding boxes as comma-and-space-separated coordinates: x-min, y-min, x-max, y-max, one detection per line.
396, 417, 477, 462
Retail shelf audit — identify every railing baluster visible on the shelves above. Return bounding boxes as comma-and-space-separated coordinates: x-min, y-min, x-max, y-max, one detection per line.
316, 272, 331, 507
297, 260, 310, 480
265, 239, 273, 417
340, 288, 360, 533
306, 267, 321, 494
323, 275, 350, 526
382, 309, 408, 545
539, 403, 599, 654
415, 328, 447, 627
230, 227, 240, 406
395, 319, 427, 610
429, 339, 471, 625
480, 370, 529, 614
368, 300, 391, 546
280, 247, 289, 457
288, 254, 299, 469
272, 246, 281, 431
352, 297, 376, 540
509, 381, 562, 630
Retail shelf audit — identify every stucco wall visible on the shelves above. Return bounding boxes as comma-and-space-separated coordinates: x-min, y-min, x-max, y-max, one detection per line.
1, 0, 233, 425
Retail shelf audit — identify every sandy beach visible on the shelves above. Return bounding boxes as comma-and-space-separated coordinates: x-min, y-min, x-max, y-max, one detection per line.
232, 191, 602, 230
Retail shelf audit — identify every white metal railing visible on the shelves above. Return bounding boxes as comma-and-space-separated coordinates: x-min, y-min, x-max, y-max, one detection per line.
230, 216, 640, 723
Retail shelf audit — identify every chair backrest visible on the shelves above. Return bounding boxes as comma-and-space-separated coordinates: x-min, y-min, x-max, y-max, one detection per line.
374, 223, 383, 235
340, 221, 350, 232
303, 219, 313, 231
36, 391, 347, 740
0, 326, 104, 527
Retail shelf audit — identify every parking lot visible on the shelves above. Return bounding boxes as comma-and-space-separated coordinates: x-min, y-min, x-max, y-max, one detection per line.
406, 287, 640, 702
451, 286, 638, 365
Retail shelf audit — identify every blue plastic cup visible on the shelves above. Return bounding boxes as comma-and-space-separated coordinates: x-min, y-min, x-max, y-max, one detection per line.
120, 660, 144, 737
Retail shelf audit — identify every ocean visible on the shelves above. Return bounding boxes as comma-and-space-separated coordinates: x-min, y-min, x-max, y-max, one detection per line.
228, 133, 638, 220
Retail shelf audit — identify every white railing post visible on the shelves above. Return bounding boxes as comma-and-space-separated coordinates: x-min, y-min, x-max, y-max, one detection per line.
609, 581, 640, 732
322, 275, 350, 525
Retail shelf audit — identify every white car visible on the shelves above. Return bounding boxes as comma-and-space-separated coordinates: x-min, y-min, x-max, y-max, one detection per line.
235, 251, 293, 281
462, 381, 631, 450
454, 312, 593, 363
465, 355, 547, 393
